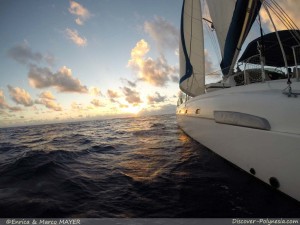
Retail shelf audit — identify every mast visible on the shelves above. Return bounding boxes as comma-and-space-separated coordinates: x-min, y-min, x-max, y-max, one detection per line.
226, 0, 262, 76
207, 0, 261, 76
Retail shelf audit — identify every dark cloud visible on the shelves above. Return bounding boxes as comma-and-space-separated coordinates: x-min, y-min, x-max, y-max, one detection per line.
107, 89, 120, 103
7, 43, 42, 64
7, 43, 55, 66
121, 78, 137, 88
28, 65, 88, 93
121, 87, 142, 105
147, 92, 166, 104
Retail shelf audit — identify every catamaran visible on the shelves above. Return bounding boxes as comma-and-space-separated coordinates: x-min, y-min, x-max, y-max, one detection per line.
176, 0, 300, 201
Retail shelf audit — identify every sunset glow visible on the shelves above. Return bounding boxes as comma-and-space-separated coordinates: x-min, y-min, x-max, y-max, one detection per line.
1, 0, 298, 127
0, 0, 181, 127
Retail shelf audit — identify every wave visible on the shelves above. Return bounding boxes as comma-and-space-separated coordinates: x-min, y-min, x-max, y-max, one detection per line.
150, 123, 166, 128
1, 114, 300, 218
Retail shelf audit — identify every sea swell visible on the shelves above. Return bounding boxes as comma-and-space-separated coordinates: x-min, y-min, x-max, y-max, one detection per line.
0, 114, 300, 218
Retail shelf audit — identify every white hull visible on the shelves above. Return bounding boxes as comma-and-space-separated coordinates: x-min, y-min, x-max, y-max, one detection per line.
177, 79, 300, 201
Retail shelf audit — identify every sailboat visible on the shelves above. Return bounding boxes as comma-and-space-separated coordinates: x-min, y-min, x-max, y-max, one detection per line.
176, 0, 300, 201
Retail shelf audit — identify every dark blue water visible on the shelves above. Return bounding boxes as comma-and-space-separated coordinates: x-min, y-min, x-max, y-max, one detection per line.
0, 114, 299, 218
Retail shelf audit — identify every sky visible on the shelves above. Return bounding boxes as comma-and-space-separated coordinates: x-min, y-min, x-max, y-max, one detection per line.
0, 0, 184, 127
1, 0, 299, 127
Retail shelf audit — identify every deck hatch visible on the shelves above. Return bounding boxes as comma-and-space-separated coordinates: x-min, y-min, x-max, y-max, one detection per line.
214, 111, 271, 130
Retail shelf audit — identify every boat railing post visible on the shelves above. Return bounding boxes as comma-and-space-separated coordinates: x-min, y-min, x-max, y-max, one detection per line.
257, 41, 266, 82
243, 65, 248, 85
243, 59, 248, 85
292, 45, 300, 82
262, 1, 289, 80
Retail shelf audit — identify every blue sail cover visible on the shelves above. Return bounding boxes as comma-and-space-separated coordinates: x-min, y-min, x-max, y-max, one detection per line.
221, 0, 261, 75
239, 30, 300, 67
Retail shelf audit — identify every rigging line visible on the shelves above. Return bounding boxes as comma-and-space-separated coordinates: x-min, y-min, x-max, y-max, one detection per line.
204, 0, 221, 62
271, 0, 299, 30
270, 0, 300, 44
204, 22, 221, 63
201, 0, 221, 63
265, 0, 297, 31
255, 13, 266, 36
203, 18, 214, 28
266, 2, 295, 31
264, 3, 295, 32
265, 1, 300, 44
210, 25, 222, 62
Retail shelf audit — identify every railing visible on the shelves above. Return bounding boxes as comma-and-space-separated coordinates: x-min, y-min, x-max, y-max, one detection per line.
243, 54, 262, 85
292, 45, 300, 81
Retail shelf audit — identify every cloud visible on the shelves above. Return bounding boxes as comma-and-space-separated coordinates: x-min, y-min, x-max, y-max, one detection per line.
65, 28, 87, 47
128, 39, 178, 87
89, 86, 102, 96
147, 92, 166, 104
0, 90, 8, 109
39, 91, 56, 100
90, 99, 103, 107
139, 103, 176, 116
71, 101, 83, 110
170, 75, 179, 83
121, 87, 142, 105
7, 85, 34, 107
107, 89, 120, 103
158, 104, 176, 114
260, 0, 300, 31
0, 90, 22, 112
144, 16, 179, 52
28, 65, 88, 93
35, 91, 62, 111
128, 39, 150, 69
7, 43, 42, 64
69, 1, 91, 25
204, 49, 215, 74
35, 99, 62, 111
140, 54, 177, 86
121, 78, 136, 88
44, 53, 56, 66
118, 103, 128, 108
7, 43, 55, 66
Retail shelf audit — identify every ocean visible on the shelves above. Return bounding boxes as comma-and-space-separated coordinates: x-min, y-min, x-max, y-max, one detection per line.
0, 114, 299, 218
